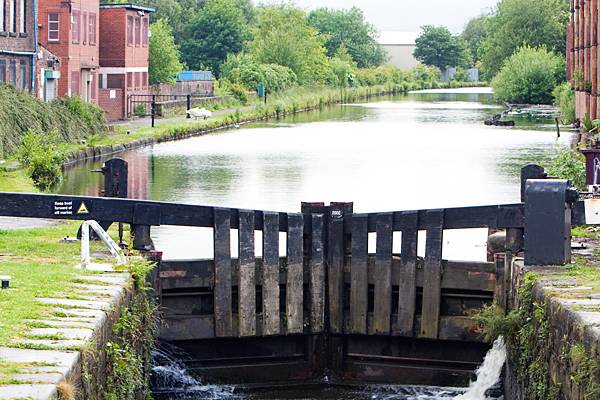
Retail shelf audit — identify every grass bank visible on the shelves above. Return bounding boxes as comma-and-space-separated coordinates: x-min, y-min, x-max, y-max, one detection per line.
0, 221, 113, 347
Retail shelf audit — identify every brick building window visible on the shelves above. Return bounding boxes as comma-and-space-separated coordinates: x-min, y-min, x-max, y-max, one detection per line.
127, 16, 133, 46
135, 72, 141, 88
82, 12, 87, 44
142, 71, 148, 88
19, 0, 25, 33
71, 71, 80, 96
48, 13, 59, 41
127, 72, 133, 88
19, 60, 26, 89
135, 17, 141, 46
0, 1, 4, 31
71, 10, 80, 44
0, 60, 6, 82
107, 74, 124, 89
10, 0, 16, 32
142, 18, 148, 47
88, 13, 96, 45
9, 60, 16, 85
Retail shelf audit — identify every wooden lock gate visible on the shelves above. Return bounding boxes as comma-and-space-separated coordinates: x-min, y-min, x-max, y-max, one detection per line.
0, 163, 584, 386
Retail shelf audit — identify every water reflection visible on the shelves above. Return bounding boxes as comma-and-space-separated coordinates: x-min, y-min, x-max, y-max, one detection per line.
55, 92, 574, 260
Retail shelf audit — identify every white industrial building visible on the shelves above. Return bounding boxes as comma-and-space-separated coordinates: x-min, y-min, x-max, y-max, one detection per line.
377, 31, 420, 70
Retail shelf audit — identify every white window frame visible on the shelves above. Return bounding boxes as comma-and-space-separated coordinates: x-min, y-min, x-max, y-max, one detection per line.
19, 0, 25, 33
48, 13, 59, 42
0, 1, 5, 32
10, 0, 16, 32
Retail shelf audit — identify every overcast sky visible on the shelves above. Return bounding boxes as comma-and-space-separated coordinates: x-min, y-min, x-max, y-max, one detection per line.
285, 0, 498, 33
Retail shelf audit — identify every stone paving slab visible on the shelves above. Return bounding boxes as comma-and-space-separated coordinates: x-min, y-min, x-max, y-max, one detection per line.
28, 328, 94, 341
0, 268, 132, 399
0, 384, 56, 399
36, 298, 112, 310
0, 217, 59, 231
24, 319, 97, 329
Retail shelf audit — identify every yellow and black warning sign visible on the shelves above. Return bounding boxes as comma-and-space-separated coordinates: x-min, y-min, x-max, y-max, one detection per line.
77, 202, 90, 214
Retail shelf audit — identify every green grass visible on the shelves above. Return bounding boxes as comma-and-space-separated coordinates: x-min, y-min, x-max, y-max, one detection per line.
572, 226, 599, 239
0, 221, 110, 346
0, 169, 37, 193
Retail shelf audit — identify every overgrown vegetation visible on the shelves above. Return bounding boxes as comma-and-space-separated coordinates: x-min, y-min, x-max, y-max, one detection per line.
17, 130, 67, 190
0, 84, 105, 159
101, 278, 158, 400
491, 46, 565, 104
553, 82, 576, 125
547, 146, 586, 191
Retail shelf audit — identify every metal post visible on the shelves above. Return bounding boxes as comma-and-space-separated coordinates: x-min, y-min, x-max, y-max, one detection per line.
520, 164, 547, 202
186, 94, 191, 118
151, 94, 156, 128
524, 180, 578, 265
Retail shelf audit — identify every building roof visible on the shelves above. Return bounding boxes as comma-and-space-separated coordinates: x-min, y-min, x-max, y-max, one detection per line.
377, 31, 419, 46
99, 3, 155, 13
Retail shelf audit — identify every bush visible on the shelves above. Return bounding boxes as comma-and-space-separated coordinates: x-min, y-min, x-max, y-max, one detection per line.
547, 146, 586, 190
491, 46, 565, 104
228, 83, 248, 103
221, 53, 297, 92
0, 84, 106, 158
553, 82, 576, 125
17, 130, 66, 190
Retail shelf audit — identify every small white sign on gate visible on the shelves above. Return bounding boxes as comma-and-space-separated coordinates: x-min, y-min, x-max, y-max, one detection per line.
584, 198, 600, 224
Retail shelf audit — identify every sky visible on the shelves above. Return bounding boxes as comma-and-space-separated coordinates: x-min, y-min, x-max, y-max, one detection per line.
290, 0, 499, 33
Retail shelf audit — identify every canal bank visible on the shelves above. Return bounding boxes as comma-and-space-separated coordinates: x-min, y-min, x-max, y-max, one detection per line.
0, 220, 159, 399
501, 248, 600, 400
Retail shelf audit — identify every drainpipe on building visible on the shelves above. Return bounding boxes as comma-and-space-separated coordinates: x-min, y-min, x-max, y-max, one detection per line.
31, 0, 38, 95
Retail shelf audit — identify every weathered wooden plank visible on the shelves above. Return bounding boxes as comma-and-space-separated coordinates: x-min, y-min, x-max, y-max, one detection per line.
213, 208, 233, 337
328, 216, 345, 334
494, 253, 507, 311
309, 214, 325, 333
349, 214, 368, 335
420, 210, 444, 339
286, 213, 304, 334
373, 213, 393, 335
238, 210, 256, 337
396, 211, 418, 336
262, 212, 280, 336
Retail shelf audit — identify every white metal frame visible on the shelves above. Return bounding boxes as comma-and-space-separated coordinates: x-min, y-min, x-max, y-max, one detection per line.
81, 220, 126, 269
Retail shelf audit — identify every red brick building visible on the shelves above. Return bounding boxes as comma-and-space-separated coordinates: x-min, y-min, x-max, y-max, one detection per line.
38, 0, 100, 103
0, 0, 36, 92
98, 3, 153, 121
567, 0, 600, 120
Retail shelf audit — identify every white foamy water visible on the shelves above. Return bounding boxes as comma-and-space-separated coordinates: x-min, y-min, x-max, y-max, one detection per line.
453, 337, 507, 400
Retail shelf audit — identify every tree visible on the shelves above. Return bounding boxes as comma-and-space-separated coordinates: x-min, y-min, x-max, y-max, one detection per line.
414, 25, 471, 71
247, 4, 331, 85
461, 15, 489, 64
307, 7, 386, 68
479, 0, 569, 79
181, 0, 249, 76
491, 46, 565, 104
148, 19, 184, 84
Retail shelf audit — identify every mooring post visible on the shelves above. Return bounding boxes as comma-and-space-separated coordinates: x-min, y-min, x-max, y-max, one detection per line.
151, 94, 156, 127
524, 180, 578, 265
520, 163, 548, 202
186, 94, 192, 118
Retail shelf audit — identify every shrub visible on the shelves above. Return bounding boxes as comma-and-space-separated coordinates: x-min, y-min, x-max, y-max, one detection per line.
553, 82, 576, 125
228, 83, 248, 103
17, 130, 66, 190
0, 84, 106, 158
547, 146, 586, 190
491, 46, 565, 104
221, 53, 297, 92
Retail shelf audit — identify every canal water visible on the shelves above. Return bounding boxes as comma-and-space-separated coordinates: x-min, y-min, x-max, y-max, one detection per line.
57, 89, 573, 399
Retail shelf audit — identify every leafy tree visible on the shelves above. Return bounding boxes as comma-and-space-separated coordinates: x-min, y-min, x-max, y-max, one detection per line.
479, 0, 569, 79
148, 19, 184, 84
414, 25, 472, 71
491, 46, 565, 104
247, 4, 331, 85
461, 15, 489, 64
181, 0, 249, 76
307, 7, 386, 68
